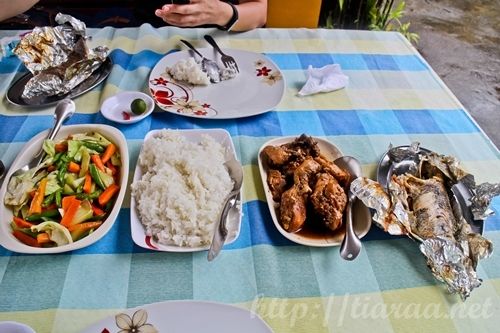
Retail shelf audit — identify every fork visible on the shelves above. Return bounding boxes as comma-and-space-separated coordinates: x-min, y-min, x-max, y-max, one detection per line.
204, 35, 239, 73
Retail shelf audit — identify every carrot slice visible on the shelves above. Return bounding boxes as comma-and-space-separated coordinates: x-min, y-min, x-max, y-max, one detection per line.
62, 195, 77, 212
13, 216, 34, 228
101, 143, 116, 164
83, 173, 92, 194
12, 230, 40, 247
61, 197, 82, 227
67, 221, 103, 232
37, 232, 51, 244
68, 161, 81, 174
106, 161, 117, 175
29, 178, 48, 215
91, 155, 105, 171
55, 142, 67, 152
92, 204, 105, 216
98, 184, 120, 206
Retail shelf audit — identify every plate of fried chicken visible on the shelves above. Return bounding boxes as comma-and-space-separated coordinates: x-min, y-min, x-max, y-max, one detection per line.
258, 134, 372, 247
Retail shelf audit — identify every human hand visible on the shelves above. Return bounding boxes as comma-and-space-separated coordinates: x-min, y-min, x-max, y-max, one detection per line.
155, 0, 233, 28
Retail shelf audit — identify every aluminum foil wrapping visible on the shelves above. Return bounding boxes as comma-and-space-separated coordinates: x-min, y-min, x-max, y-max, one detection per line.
351, 143, 497, 300
419, 238, 482, 300
13, 13, 109, 100
471, 182, 500, 220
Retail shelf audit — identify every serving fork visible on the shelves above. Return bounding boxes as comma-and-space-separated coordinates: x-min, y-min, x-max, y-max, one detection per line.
204, 35, 239, 73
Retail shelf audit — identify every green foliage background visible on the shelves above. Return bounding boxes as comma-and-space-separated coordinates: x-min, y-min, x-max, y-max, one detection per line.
319, 0, 419, 44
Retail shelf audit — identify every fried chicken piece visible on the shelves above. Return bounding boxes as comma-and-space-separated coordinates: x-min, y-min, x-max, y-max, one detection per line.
314, 155, 350, 186
267, 169, 287, 202
283, 134, 321, 159
262, 145, 292, 167
310, 173, 347, 232
293, 157, 322, 193
280, 185, 308, 232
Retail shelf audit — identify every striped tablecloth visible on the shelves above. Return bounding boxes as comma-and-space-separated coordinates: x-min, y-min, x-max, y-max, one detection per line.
1, 26, 499, 333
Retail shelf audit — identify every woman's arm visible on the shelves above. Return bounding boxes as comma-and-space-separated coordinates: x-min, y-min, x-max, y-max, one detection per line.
0, 0, 39, 22
155, 0, 267, 32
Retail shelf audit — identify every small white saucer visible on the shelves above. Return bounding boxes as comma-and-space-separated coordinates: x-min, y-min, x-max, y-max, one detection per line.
0, 321, 36, 333
101, 91, 154, 124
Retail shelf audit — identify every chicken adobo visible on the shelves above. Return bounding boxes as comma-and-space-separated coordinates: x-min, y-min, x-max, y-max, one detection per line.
261, 134, 350, 233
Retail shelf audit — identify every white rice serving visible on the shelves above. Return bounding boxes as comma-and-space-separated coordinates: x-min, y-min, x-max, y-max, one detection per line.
131, 130, 234, 247
166, 57, 210, 85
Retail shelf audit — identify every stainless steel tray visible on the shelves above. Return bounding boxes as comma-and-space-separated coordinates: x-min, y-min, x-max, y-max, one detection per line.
6, 57, 113, 108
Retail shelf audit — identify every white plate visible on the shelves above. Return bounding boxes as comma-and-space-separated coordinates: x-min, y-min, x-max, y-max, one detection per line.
100, 91, 155, 124
80, 300, 273, 333
0, 125, 129, 254
148, 48, 285, 119
130, 128, 243, 252
257, 136, 372, 247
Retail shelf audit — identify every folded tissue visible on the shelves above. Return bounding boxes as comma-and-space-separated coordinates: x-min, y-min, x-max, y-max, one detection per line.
298, 64, 349, 96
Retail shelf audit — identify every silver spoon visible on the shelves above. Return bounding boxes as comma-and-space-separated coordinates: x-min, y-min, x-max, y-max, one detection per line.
9, 99, 75, 180
0, 160, 5, 180
180, 39, 221, 83
334, 156, 363, 261
207, 157, 244, 261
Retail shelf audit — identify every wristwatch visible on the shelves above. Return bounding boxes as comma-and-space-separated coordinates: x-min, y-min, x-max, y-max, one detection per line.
219, 0, 239, 31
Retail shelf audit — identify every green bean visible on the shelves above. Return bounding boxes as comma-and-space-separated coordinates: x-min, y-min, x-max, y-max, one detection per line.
25, 209, 60, 222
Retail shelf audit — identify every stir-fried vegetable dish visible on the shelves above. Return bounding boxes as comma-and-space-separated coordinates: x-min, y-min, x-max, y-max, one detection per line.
4, 131, 121, 247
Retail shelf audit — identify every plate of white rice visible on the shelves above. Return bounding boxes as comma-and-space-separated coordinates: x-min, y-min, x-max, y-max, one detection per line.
130, 129, 243, 252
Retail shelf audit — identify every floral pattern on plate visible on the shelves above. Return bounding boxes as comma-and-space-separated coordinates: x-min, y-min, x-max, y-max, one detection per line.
100, 309, 158, 333
254, 60, 283, 86
150, 75, 217, 117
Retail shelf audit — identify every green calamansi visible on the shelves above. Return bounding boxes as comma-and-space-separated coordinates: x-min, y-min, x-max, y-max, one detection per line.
130, 98, 147, 115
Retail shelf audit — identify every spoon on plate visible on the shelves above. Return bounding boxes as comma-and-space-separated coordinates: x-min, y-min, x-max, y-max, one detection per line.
180, 39, 221, 83
334, 156, 363, 261
207, 156, 244, 261
0, 160, 5, 181
9, 99, 75, 180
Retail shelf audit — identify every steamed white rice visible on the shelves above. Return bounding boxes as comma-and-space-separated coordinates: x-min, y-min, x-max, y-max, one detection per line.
166, 57, 210, 85
131, 130, 234, 247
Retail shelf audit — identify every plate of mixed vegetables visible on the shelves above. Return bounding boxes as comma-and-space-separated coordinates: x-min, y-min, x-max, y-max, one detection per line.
0, 124, 129, 254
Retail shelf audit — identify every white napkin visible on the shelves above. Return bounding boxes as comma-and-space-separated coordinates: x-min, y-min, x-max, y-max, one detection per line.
298, 64, 349, 96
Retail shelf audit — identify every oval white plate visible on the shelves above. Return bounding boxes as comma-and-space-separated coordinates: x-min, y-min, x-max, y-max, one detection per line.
80, 300, 273, 333
149, 48, 285, 119
0, 124, 129, 254
130, 128, 243, 252
100, 91, 155, 124
257, 136, 372, 247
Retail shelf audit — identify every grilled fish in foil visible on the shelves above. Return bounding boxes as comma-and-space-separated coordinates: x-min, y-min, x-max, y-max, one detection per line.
13, 13, 109, 100
351, 143, 497, 300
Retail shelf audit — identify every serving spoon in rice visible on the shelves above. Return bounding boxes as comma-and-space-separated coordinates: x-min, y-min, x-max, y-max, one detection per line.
207, 157, 243, 261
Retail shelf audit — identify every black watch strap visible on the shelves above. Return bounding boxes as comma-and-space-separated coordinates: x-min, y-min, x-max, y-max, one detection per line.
219, 1, 239, 31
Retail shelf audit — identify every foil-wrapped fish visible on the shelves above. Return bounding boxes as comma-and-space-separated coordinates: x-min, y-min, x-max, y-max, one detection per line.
351, 143, 497, 300
13, 13, 109, 100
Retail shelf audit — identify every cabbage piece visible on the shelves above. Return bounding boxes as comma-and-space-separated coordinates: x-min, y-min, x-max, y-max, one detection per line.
45, 171, 61, 195
31, 221, 73, 246
72, 132, 111, 147
43, 139, 56, 157
67, 140, 82, 160
4, 158, 53, 208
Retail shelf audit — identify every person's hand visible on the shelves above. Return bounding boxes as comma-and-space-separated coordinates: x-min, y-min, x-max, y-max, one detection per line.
155, 0, 233, 28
